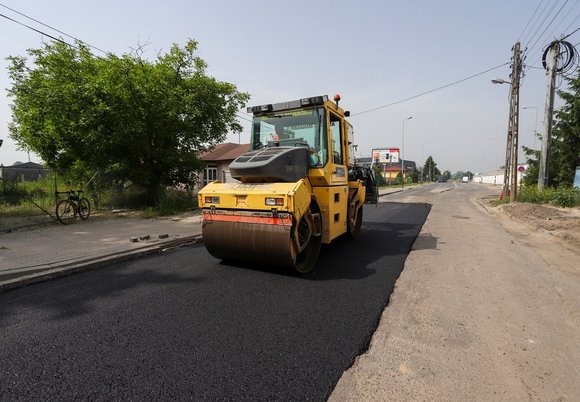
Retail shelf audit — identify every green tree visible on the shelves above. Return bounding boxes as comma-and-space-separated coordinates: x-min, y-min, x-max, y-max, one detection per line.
372, 161, 385, 186
522, 70, 579, 187
422, 155, 440, 181
411, 168, 419, 183
7, 39, 249, 205
552, 70, 580, 186
521, 143, 540, 186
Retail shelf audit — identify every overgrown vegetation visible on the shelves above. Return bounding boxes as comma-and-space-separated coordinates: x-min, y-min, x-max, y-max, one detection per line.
517, 185, 580, 207
1, 171, 198, 228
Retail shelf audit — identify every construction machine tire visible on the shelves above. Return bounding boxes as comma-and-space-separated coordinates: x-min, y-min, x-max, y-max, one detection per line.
347, 202, 363, 238
292, 207, 321, 274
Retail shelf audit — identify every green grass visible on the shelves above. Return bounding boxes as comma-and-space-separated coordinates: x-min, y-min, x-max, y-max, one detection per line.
490, 199, 508, 207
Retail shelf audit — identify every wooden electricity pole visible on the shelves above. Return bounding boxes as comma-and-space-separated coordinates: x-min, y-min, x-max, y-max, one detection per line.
538, 41, 559, 190
502, 42, 522, 202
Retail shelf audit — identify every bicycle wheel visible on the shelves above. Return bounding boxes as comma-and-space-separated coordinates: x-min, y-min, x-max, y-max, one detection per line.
56, 200, 76, 224
78, 197, 91, 220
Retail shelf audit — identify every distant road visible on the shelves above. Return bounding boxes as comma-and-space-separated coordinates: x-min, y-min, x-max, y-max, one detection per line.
0, 202, 429, 400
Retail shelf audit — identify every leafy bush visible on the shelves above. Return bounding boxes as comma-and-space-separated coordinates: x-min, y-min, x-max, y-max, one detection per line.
102, 186, 151, 210
517, 185, 580, 207
157, 189, 197, 216
518, 186, 556, 204
554, 186, 580, 208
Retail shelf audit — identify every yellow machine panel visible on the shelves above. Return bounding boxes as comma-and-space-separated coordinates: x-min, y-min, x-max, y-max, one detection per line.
199, 180, 311, 215
312, 186, 348, 243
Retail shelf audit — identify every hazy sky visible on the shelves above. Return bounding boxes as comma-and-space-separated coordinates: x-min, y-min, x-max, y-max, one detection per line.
1, 0, 578, 173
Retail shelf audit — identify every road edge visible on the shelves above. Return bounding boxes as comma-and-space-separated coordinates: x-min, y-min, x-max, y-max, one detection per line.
0, 235, 203, 293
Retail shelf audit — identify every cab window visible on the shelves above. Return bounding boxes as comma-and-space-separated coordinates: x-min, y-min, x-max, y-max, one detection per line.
329, 112, 343, 164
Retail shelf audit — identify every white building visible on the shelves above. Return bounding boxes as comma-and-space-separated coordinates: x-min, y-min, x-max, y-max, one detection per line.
472, 165, 527, 186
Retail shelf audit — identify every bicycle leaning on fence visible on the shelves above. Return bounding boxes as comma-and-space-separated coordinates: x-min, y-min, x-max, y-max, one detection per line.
55, 190, 91, 224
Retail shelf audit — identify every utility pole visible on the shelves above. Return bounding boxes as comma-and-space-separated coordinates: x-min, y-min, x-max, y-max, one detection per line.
502, 42, 522, 202
538, 42, 559, 190
401, 116, 412, 188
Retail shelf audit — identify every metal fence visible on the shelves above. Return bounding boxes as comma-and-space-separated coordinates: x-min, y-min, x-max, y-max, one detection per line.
1, 167, 90, 231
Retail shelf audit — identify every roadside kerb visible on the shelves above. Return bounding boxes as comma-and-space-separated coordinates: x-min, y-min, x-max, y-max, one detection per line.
0, 234, 202, 293
379, 184, 422, 197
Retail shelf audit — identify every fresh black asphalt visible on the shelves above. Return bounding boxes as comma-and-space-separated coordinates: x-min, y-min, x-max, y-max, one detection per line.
0, 202, 430, 401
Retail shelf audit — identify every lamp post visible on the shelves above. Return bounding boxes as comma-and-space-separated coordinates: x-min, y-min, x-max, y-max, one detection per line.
401, 116, 412, 188
491, 76, 518, 201
522, 106, 538, 150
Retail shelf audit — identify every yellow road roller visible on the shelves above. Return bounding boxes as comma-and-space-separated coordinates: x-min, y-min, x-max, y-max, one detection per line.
198, 94, 376, 273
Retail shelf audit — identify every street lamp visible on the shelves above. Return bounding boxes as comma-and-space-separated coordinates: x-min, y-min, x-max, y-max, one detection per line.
491, 76, 517, 201
401, 116, 412, 188
522, 106, 538, 150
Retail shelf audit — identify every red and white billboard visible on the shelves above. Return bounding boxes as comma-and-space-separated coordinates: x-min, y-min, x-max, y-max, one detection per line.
372, 148, 400, 164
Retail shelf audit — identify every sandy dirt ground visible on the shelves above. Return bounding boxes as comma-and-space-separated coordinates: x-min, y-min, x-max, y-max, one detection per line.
493, 202, 580, 273
330, 184, 580, 402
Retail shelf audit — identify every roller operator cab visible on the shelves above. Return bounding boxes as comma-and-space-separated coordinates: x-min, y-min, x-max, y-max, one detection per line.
198, 95, 370, 273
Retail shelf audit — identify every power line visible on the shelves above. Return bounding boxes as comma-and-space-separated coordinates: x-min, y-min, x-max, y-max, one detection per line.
521, 0, 557, 46
0, 12, 76, 49
519, 0, 547, 42
351, 62, 509, 117
236, 112, 252, 123
0, 2, 108, 54
560, 13, 580, 38
562, 26, 580, 40
530, 0, 570, 52
526, 0, 570, 56
523, 1, 577, 68
542, 2, 579, 42
2, 4, 253, 130
525, 19, 580, 72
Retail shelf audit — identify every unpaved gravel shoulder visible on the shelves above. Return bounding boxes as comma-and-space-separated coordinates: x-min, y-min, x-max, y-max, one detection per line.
483, 201, 580, 277
330, 184, 580, 401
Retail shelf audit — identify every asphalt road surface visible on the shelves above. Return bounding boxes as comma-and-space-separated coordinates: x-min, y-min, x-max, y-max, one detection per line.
0, 201, 429, 401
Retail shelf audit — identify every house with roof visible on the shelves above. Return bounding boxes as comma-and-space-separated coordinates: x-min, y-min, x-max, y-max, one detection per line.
197, 142, 250, 191
0, 161, 49, 181
380, 160, 416, 184
356, 157, 416, 185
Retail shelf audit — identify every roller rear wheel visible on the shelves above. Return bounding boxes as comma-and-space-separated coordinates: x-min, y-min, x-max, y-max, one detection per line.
293, 209, 321, 273
347, 202, 363, 238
